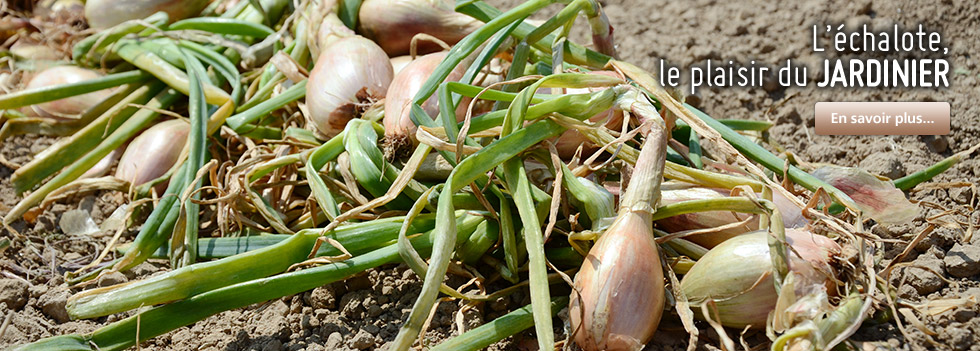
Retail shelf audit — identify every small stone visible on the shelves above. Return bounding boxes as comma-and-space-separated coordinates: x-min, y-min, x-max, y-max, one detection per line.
944, 243, 980, 278
260, 339, 282, 351
346, 274, 372, 291
97, 271, 128, 287
859, 152, 905, 179
367, 304, 382, 318
324, 332, 343, 350
915, 226, 956, 253
684, 93, 702, 108
953, 308, 976, 323
340, 291, 365, 319
922, 135, 948, 153
897, 284, 917, 299
362, 324, 380, 335
926, 245, 945, 259
350, 329, 375, 350
0, 279, 29, 309
289, 295, 303, 313
128, 262, 162, 279
906, 255, 945, 295
29, 283, 49, 298
949, 187, 972, 204
39, 286, 71, 323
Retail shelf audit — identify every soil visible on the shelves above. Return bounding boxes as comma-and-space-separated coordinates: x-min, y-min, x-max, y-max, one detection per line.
2, 0, 979, 350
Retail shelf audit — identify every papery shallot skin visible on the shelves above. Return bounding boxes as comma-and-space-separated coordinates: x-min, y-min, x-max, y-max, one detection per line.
382, 51, 465, 148
307, 36, 393, 137
26, 66, 114, 118
357, 0, 482, 56
570, 212, 665, 351
85, 0, 210, 29
680, 229, 840, 328
655, 185, 807, 248
115, 119, 189, 189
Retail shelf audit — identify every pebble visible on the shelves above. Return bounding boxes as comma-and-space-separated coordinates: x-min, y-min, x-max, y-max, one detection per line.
324, 332, 343, 350
914, 226, 959, 253
97, 271, 128, 287
953, 308, 976, 323
260, 339, 282, 351
0, 279, 29, 309
350, 329, 375, 350
859, 151, 905, 179
922, 135, 949, 153
949, 187, 972, 204
367, 304, 382, 318
906, 255, 945, 295
39, 286, 71, 323
944, 243, 980, 278
684, 93, 702, 108
28, 283, 49, 298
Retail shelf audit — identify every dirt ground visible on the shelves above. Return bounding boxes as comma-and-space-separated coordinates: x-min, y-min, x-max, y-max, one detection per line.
2, 0, 979, 350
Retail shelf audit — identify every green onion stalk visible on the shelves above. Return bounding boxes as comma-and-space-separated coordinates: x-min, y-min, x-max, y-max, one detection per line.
15, 213, 486, 351
67, 212, 463, 319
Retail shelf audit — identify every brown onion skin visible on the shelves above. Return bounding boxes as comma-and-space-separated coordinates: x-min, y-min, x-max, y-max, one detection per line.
570, 212, 665, 351
307, 36, 393, 138
552, 70, 625, 159
84, 0, 210, 29
679, 229, 840, 329
656, 185, 807, 248
26, 66, 114, 118
357, 0, 482, 56
114, 119, 189, 189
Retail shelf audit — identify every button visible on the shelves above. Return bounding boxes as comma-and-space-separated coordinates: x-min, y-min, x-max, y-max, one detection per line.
814, 102, 950, 135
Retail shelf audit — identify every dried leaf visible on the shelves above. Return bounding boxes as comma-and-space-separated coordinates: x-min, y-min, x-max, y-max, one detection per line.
811, 165, 918, 224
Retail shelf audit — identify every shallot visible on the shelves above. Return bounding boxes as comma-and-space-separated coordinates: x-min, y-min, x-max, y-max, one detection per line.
114, 119, 190, 189
306, 36, 393, 138
357, 0, 482, 56
25, 66, 114, 118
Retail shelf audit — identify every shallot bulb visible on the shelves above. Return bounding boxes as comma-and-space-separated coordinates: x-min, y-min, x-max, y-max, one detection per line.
553, 70, 625, 159
10, 40, 65, 61
25, 66, 114, 118
570, 211, 665, 351
656, 183, 807, 248
679, 229, 840, 329
570, 93, 669, 351
382, 51, 465, 151
306, 36, 393, 138
115, 119, 189, 189
357, 0, 482, 56
81, 146, 123, 179
84, 0, 211, 29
